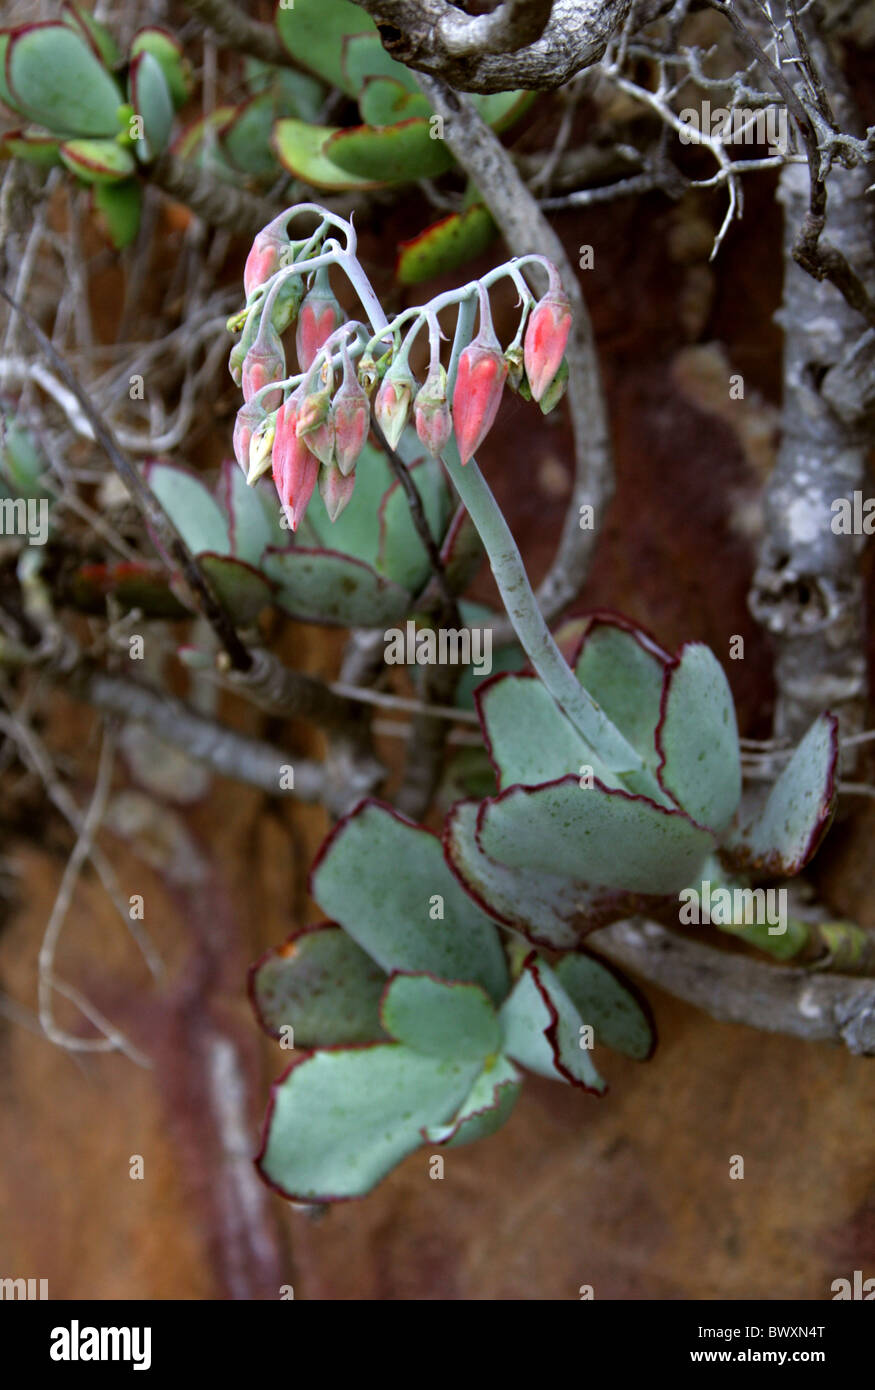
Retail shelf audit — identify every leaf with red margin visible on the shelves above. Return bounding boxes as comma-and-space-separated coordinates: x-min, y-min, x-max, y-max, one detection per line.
721, 713, 838, 876
257, 1043, 482, 1201
7, 22, 123, 137
249, 923, 387, 1047
191, 553, 273, 624
443, 798, 670, 949
477, 774, 715, 896
572, 615, 669, 768
262, 547, 412, 627
396, 205, 496, 286
554, 950, 656, 1060
310, 798, 509, 1004
59, 137, 135, 184
499, 954, 606, 1093
476, 671, 622, 793
143, 460, 230, 558
1, 127, 61, 168
218, 459, 273, 566
422, 1055, 522, 1147
380, 972, 501, 1061
327, 118, 454, 183
128, 50, 173, 162
655, 641, 741, 833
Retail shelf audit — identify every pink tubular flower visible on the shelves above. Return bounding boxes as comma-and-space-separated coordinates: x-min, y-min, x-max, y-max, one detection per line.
333, 347, 370, 475
296, 268, 345, 372
233, 398, 267, 476
318, 460, 356, 522
414, 364, 452, 457
272, 396, 319, 531
452, 340, 508, 465
242, 335, 285, 412
296, 388, 335, 467
523, 284, 572, 403
243, 219, 289, 300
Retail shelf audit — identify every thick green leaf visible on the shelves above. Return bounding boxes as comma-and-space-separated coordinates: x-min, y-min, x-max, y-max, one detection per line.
443, 798, 661, 949
273, 117, 382, 190
222, 94, 280, 180
8, 23, 123, 137
59, 137, 135, 184
358, 76, 432, 127
244, 58, 324, 122
478, 775, 714, 895
656, 642, 741, 832
574, 618, 668, 767
276, 0, 373, 94
130, 27, 190, 110
500, 956, 605, 1092
92, 178, 142, 248
327, 119, 454, 183
397, 205, 496, 285
199, 553, 273, 623
554, 952, 654, 1060
263, 548, 411, 626
477, 672, 622, 791
722, 713, 838, 875
143, 462, 230, 557
422, 1055, 521, 1146
2, 127, 61, 168
129, 50, 173, 161
250, 924, 386, 1046
219, 460, 274, 566
62, 2, 121, 68
258, 1043, 481, 1199
311, 799, 509, 1003
341, 32, 420, 94
381, 973, 501, 1061
377, 455, 450, 592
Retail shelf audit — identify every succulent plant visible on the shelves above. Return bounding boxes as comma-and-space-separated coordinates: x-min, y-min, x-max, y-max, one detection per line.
0, 11, 191, 247
251, 799, 654, 1201
443, 613, 838, 951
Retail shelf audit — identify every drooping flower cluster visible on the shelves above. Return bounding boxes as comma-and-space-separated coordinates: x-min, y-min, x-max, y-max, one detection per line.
230, 207, 574, 532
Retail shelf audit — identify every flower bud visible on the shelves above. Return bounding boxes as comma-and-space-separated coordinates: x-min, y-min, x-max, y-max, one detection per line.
269, 273, 305, 335
296, 268, 345, 372
318, 460, 356, 522
244, 218, 289, 300
272, 396, 319, 531
452, 337, 508, 465
504, 342, 525, 392
374, 361, 415, 451
242, 322, 285, 411
356, 351, 379, 396
233, 398, 267, 477
296, 388, 335, 467
333, 348, 370, 475
414, 364, 452, 457
523, 286, 572, 403
538, 356, 569, 414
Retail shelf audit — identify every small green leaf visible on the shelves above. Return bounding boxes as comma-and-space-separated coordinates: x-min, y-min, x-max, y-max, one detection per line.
129, 50, 174, 161
199, 553, 273, 624
311, 799, 509, 1004
92, 178, 142, 247
130, 27, 191, 110
0, 412, 50, 496
554, 952, 655, 1060
263, 548, 412, 627
340, 32, 420, 94
1, 127, 61, 168
326, 118, 454, 183
656, 642, 741, 832
381, 973, 501, 1061
423, 1055, 522, 1146
722, 713, 838, 875
143, 462, 230, 556
478, 775, 715, 895
258, 1043, 481, 1200
59, 137, 135, 184
219, 460, 274, 566
250, 924, 387, 1046
358, 76, 431, 127
8, 23, 124, 137
500, 955, 605, 1092
273, 118, 382, 190
396, 206, 496, 285
62, 2, 121, 68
